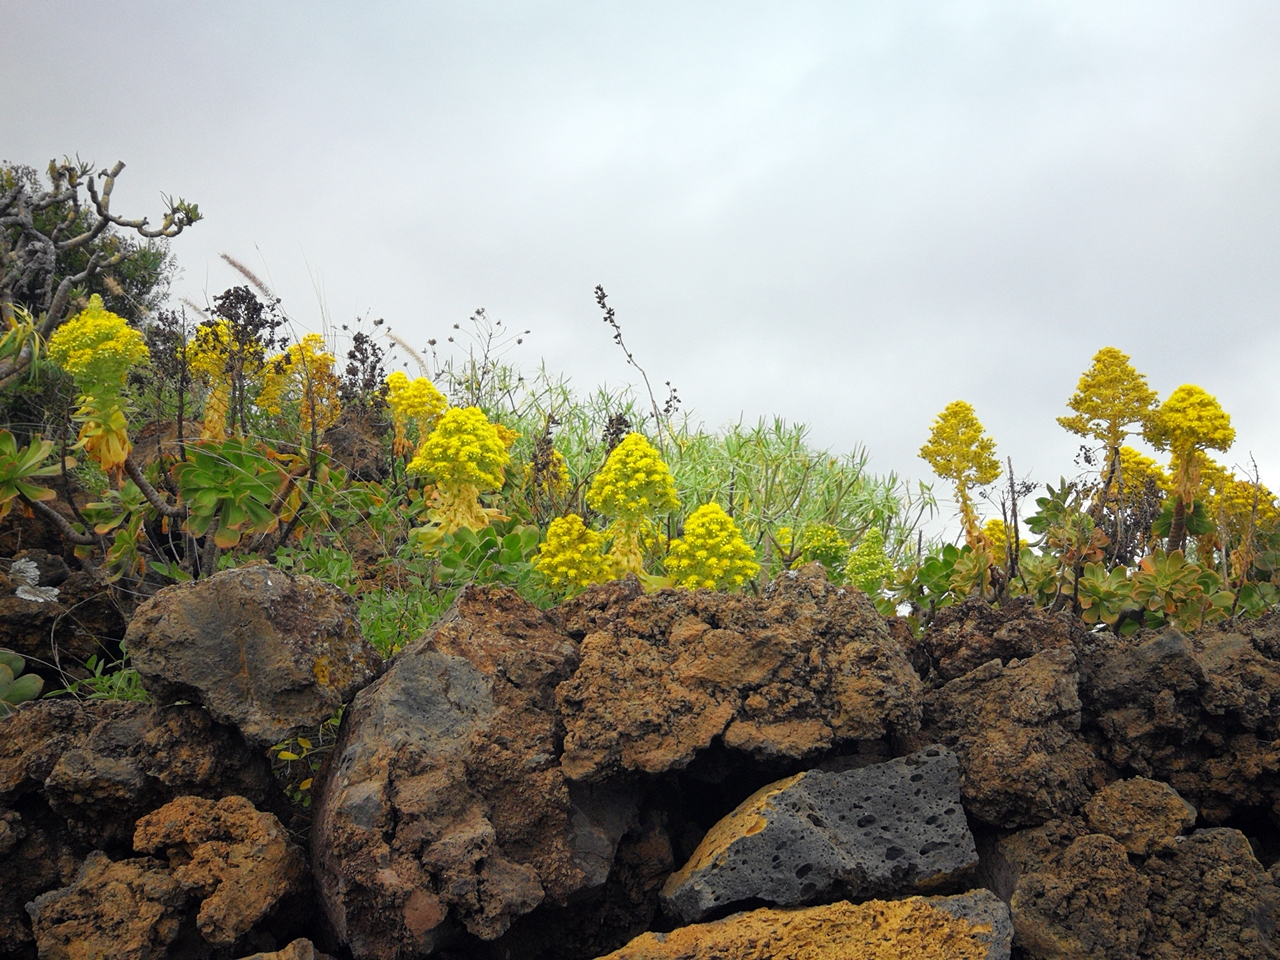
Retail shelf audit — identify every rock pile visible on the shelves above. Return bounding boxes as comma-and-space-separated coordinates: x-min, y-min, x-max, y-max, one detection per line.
3, 564, 1280, 959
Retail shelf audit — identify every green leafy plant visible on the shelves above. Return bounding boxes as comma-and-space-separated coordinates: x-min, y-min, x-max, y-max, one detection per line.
172, 438, 286, 548
45, 653, 149, 702
0, 430, 60, 520
0, 649, 43, 715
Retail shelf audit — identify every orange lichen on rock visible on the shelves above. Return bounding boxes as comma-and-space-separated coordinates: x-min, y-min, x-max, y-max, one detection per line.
600, 895, 1006, 960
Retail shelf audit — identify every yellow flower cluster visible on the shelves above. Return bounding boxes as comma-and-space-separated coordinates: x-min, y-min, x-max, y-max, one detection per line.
1057, 347, 1158, 449
47, 296, 149, 476
408, 406, 510, 532
586, 433, 679, 520
586, 433, 679, 576
1145, 384, 1234, 502
920, 400, 1000, 546
187, 319, 259, 441
981, 519, 1027, 559
385, 372, 447, 457
1113, 446, 1170, 506
1199, 459, 1280, 544
47, 295, 149, 391
665, 502, 759, 590
408, 406, 509, 490
257, 334, 342, 436
533, 514, 613, 591
845, 527, 894, 593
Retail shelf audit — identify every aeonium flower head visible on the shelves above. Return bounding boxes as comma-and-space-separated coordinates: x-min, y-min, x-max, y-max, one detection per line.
385, 371, 448, 457
47, 295, 149, 395
586, 432, 679, 520
46, 296, 149, 476
533, 513, 613, 592
407, 406, 510, 533
664, 502, 759, 590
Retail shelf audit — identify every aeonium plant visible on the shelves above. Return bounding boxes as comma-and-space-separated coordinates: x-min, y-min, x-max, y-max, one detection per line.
46, 295, 149, 481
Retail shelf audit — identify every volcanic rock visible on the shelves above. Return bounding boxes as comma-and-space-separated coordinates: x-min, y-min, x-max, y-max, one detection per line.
1011, 833, 1152, 959
0, 699, 283, 953
237, 941, 336, 960
125, 562, 383, 746
26, 851, 188, 960
919, 648, 1104, 828
601, 890, 1013, 960
660, 746, 976, 922
0, 565, 125, 668
920, 596, 1087, 682
1082, 777, 1196, 855
1007, 817, 1279, 959
555, 568, 922, 782
313, 587, 632, 958
134, 794, 308, 946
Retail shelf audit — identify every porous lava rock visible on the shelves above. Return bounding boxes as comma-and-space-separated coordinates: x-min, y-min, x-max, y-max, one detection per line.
660, 746, 976, 922
126, 562, 383, 746
918, 648, 1104, 828
920, 596, 1088, 682
1005, 781, 1280, 960
0, 700, 283, 953
236, 941, 335, 960
134, 795, 308, 946
313, 587, 635, 959
1010, 833, 1153, 959
1080, 620, 1280, 824
1082, 777, 1196, 855
601, 890, 1013, 960
25, 850, 188, 960
555, 568, 923, 782
1141, 827, 1280, 960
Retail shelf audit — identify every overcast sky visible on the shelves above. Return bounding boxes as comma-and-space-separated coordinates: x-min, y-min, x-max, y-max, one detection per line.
6, 2, 1280, 532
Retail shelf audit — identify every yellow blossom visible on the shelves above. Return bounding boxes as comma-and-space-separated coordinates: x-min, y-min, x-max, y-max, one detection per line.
1058, 347, 1159, 453
407, 406, 509, 532
257, 334, 342, 436
665, 503, 759, 590
534, 514, 614, 591
919, 400, 1000, 545
385, 371, 447, 457
46, 296, 149, 476
1145, 384, 1234, 504
586, 433, 679, 576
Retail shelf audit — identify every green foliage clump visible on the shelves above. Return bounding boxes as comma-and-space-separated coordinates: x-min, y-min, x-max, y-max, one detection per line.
0, 649, 42, 715
845, 527, 893, 594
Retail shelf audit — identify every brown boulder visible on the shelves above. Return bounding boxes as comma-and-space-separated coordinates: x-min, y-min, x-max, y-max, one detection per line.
126, 562, 383, 746
313, 587, 632, 958
1142, 828, 1280, 960
599, 890, 1013, 960
1082, 777, 1196, 855
134, 795, 308, 946
1010, 833, 1152, 959
921, 597, 1087, 682
555, 568, 922, 782
1008, 825, 1279, 959
26, 851, 188, 960
0, 566, 125, 668
236, 940, 336, 960
0, 700, 284, 952
1081, 623, 1280, 824
919, 648, 1104, 828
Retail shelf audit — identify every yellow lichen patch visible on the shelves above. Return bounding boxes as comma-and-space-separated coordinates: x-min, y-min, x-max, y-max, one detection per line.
661, 773, 807, 894
312, 656, 331, 687
602, 898, 996, 960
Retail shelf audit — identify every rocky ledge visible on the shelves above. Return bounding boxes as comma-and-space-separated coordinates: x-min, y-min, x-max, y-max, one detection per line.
3, 563, 1280, 958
